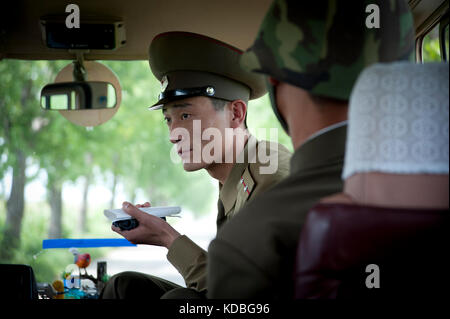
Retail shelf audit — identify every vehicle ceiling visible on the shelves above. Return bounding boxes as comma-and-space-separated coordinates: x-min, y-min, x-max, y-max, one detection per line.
0, 0, 447, 61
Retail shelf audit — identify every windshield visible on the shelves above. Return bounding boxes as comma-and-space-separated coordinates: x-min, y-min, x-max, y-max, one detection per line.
0, 59, 291, 284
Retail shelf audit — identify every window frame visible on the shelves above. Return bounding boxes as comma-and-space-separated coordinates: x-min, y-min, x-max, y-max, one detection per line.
438, 13, 449, 61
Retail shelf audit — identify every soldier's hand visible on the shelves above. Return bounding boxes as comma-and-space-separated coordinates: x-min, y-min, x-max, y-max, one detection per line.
112, 201, 181, 249
136, 201, 151, 208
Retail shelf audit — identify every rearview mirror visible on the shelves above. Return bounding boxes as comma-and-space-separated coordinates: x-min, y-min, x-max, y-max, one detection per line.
40, 81, 117, 110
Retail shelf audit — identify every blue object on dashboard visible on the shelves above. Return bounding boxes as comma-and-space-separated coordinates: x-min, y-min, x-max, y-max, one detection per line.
42, 238, 136, 249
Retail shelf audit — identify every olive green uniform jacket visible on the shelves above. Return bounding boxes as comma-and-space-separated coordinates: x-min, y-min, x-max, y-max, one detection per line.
207, 125, 347, 298
167, 135, 291, 292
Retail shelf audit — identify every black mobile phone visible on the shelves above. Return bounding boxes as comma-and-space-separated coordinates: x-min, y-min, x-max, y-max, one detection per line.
112, 216, 167, 231
113, 219, 139, 231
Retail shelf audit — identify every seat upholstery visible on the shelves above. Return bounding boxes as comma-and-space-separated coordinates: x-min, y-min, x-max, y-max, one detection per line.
295, 203, 449, 298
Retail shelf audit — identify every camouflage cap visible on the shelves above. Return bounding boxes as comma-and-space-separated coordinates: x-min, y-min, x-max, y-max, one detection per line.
148, 32, 267, 110
241, 0, 415, 101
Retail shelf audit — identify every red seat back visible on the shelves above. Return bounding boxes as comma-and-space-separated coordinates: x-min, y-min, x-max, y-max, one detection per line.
295, 203, 449, 298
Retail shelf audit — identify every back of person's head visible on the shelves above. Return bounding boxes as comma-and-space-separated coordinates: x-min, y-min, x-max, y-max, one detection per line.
343, 62, 449, 209
240, 0, 415, 130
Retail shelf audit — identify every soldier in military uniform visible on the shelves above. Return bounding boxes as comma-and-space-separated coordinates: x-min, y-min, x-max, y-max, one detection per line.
100, 32, 291, 299
207, 0, 415, 298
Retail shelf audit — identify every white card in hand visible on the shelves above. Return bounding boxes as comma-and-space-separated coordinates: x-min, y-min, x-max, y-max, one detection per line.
104, 206, 181, 222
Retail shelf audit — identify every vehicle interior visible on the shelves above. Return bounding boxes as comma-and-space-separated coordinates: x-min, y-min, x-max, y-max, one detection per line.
0, 0, 448, 301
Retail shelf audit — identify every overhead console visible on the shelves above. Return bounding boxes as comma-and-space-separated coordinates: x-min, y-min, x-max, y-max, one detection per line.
40, 15, 126, 50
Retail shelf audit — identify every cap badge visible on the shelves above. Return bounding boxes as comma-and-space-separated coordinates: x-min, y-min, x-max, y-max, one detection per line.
206, 86, 215, 95
161, 76, 169, 92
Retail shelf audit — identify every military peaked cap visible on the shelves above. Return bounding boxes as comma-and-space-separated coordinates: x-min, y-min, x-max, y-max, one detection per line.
148, 31, 267, 109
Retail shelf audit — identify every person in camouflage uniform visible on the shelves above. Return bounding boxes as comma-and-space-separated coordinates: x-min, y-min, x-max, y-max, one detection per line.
207, 0, 415, 298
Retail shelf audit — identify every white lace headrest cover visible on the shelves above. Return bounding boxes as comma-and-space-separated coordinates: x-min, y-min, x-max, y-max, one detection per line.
343, 62, 449, 179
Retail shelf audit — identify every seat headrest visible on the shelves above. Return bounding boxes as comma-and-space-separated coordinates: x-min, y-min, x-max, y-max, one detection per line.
343, 62, 449, 180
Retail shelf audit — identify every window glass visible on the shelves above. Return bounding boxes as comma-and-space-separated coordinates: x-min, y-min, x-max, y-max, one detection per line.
422, 23, 441, 62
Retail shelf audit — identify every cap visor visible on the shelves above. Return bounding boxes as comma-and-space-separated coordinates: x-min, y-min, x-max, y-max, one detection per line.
148, 104, 163, 110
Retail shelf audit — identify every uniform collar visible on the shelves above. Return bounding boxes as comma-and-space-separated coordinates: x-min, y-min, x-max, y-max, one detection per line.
290, 124, 347, 174
304, 120, 347, 144
219, 135, 257, 213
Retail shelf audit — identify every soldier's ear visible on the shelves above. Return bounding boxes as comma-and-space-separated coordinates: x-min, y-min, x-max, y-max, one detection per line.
229, 100, 247, 129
